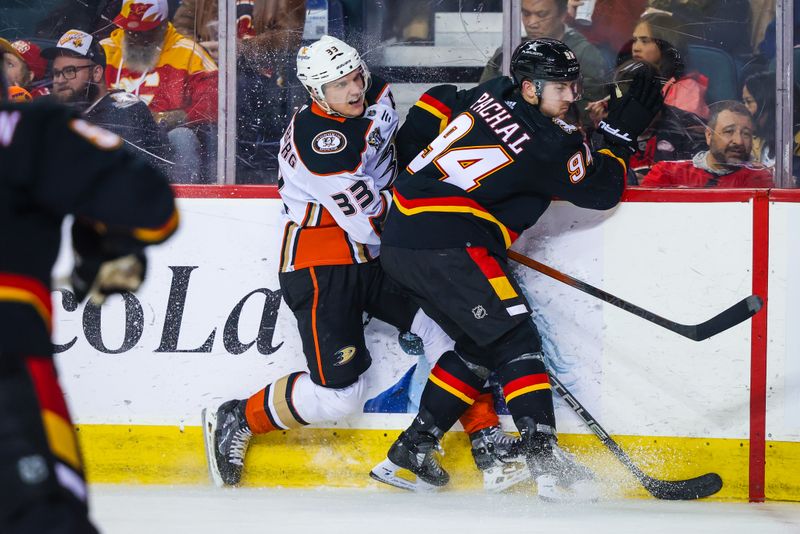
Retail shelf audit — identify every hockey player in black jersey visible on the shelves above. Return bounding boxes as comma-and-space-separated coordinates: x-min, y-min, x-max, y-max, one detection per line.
370, 38, 663, 500
0, 67, 178, 532
203, 35, 524, 492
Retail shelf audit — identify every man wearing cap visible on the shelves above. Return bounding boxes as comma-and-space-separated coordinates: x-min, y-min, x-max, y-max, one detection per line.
0, 38, 50, 98
101, 0, 218, 182
43, 29, 171, 175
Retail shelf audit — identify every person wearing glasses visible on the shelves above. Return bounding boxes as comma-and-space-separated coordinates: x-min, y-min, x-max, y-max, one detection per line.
43, 29, 170, 174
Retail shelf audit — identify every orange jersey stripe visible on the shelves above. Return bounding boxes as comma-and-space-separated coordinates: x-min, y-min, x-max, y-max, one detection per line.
309, 267, 326, 385
245, 389, 278, 434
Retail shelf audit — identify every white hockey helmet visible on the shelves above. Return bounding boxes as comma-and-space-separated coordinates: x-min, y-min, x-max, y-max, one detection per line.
296, 35, 371, 114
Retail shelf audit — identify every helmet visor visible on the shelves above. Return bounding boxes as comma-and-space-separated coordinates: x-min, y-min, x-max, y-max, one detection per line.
538, 77, 583, 102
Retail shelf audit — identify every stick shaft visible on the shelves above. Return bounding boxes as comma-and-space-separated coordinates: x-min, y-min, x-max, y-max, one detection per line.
507, 249, 760, 341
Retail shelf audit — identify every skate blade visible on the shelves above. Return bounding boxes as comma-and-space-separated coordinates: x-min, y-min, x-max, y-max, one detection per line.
369, 459, 441, 492
201, 407, 225, 488
536, 474, 600, 503
482, 460, 531, 493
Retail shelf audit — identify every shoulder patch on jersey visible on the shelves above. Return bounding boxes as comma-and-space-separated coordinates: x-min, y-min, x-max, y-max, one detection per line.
312, 130, 347, 154
367, 128, 384, 148
551, 117, 578, 133
69, 118, 123, 150
109, 91, 141, 109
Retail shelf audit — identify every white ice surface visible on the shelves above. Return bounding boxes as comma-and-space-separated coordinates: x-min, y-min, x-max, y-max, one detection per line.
90, 485, 800, 534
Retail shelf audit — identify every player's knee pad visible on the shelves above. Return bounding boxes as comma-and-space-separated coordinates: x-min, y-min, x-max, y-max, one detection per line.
292, 373, 367, 423
489, 321, 543, 367
436, 350, 490, 384
410, 308, 455, 365
495, 351, 547, 382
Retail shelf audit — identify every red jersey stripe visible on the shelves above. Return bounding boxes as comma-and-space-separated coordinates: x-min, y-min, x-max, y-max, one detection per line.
503, 373, 550, 397
431, 365, 480, 399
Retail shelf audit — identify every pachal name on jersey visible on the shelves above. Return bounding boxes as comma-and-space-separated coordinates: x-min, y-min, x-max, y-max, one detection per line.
468, 93, 530, 154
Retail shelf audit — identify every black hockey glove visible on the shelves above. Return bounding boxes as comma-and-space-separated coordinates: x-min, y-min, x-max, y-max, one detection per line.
598, 66, 663, 150
70, 220, 147, 305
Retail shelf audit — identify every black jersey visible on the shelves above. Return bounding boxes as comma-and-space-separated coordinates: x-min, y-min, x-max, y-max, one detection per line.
85, 90, 171, 174
0, 101, 178, 356
383, 77, 627, 257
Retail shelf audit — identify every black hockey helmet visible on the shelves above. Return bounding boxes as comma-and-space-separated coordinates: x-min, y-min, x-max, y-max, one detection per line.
511, 38, 581, 94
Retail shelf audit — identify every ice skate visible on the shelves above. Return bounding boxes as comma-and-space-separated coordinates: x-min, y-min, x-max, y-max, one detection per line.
202, 400, 252, 487
370, 427, 449, 492
521, 421, 599, 502
470, 425, 530, 492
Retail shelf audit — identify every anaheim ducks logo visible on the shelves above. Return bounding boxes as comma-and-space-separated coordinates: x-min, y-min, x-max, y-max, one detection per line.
333, 346, 357, 366
312, 130, 347, 154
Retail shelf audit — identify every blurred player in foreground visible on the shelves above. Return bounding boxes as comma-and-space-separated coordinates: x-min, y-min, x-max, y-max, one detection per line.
0, 67, 178, 533
370, 38, 662, 501
203, 36, 524, 492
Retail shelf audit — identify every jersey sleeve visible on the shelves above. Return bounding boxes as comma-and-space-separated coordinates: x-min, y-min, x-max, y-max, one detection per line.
34, 110, 178, 245
527, 139, 627, 210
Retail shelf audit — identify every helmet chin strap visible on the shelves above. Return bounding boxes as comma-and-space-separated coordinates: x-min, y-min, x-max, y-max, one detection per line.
307, 88, 367, 119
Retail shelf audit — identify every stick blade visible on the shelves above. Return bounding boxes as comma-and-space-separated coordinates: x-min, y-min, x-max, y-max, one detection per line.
642, 472, 723, 500
692, 295, 763, 341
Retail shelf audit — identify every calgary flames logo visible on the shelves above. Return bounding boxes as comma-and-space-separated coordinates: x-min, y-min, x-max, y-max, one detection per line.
129, 3, 150, 17
11, 41, 30, 55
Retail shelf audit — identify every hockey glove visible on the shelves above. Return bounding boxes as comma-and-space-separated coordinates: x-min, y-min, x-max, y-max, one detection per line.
70, 220, 147, 305
598, 66, 663, 150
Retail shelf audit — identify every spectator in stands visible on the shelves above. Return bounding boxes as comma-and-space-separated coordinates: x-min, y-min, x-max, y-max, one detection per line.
645, 0, 750, 56
173, 0, 306, 184
43, 29, 171, 175
590, 60, 706, 181
566, 0, 647, 54
479, 0, 608, 102
0, 38, 50, 98
641, 100, 774, 187
742, 71, 800, 169
102, 0, 218, 183
173, 0, 306, 72
629, 13, 709, 118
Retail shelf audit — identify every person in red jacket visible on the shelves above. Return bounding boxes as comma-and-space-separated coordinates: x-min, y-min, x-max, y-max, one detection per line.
642, 100, 774, 187
101, 0, 219, 182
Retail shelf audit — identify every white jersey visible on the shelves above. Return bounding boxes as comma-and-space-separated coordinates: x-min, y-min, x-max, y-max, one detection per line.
277, 78, 398, 272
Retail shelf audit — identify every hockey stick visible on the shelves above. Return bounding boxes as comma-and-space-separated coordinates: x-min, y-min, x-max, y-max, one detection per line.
507, 250, 762, 341
549, 371, 723, 500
